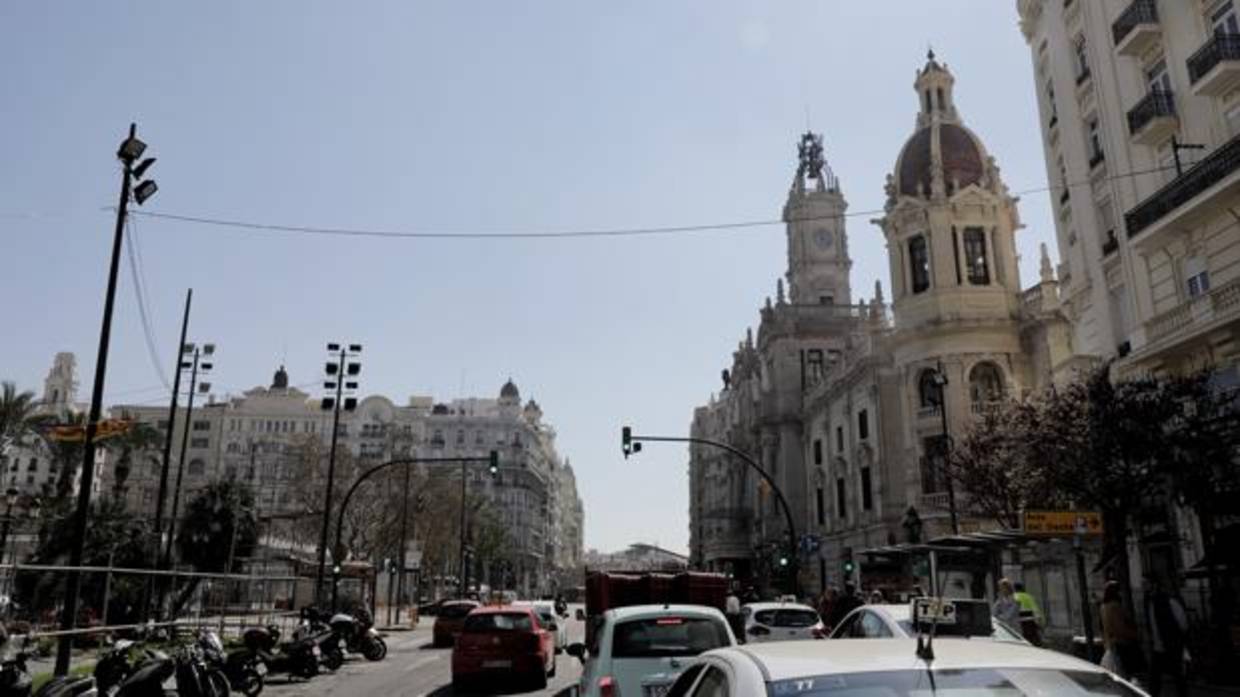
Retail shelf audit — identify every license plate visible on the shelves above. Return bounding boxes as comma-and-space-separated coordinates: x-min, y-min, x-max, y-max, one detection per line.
255, 663, 268, 676
482, 660, 512, 668
644, 684, 671, 697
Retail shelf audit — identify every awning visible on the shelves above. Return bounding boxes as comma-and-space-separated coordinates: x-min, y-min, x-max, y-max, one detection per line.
859, 530, 1032, 558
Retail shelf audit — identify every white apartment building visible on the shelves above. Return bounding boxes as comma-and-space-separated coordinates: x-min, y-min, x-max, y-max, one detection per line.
1017, 0, 1240, 382
112, 370, 584, 596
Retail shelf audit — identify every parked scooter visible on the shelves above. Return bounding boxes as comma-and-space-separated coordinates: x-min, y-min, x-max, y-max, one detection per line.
3, 640, 95, 697
293, 610, 343, 672
242, 626, 319, 681
327, 612, 386, 662
171, 639, 229, 697
198, 631, 262, 697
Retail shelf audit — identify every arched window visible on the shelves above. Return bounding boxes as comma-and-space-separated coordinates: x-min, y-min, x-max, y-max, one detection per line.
909, 235, 931, 293
969, 362, 1005, 404
964, 227, 990, 285
918, 369, 943, 409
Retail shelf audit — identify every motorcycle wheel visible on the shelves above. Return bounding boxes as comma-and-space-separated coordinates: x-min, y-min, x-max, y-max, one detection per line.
362, 637, 386, 662
296, 659, 318, 680
207, 670, 232, 697
238, 668, 264, 697
323, 648, 344, 671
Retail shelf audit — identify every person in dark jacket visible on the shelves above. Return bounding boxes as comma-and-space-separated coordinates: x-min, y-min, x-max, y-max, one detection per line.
827, 583, 864, 628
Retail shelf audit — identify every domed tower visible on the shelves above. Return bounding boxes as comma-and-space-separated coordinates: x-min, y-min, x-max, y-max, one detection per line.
784, 131, 851, 306
879, 53, 1033, 535
881, 51, 1023, 329
499, 378, 521, 418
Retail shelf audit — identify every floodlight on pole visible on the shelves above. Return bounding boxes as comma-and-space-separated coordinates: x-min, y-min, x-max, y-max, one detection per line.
314, 340, 362, 606
132, 157, 157, 180
133, 180, 158, 205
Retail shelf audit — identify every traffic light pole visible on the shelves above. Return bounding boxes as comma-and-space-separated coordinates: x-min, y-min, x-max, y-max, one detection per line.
329, 452, 498, 612
624, 432, 799, 597
315, 347, 348, 606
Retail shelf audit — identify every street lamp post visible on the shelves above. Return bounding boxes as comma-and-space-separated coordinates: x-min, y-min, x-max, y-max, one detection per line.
931, 362, 960, 535
160, 343, 215, 581
622, 428, 800, 597
315, 343, 362, 606
56, 124, 159, 676
329, 452, 499, 612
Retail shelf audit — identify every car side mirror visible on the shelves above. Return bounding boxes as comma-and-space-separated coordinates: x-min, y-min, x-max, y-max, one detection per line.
575, 609, 585, 622
566, 642, 586, 661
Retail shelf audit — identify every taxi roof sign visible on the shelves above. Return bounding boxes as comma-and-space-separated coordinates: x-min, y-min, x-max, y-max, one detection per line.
1024, 510, 1103, 536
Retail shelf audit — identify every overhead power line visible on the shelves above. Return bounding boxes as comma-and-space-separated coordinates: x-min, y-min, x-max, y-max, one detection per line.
124, 215, 171, 390
124, 162, 1177, 241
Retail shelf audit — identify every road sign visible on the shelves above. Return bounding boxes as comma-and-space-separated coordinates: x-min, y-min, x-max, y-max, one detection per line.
1023, 510, 1103, 536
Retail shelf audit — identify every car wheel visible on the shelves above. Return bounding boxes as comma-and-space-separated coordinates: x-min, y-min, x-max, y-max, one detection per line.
531, 668, 548, 690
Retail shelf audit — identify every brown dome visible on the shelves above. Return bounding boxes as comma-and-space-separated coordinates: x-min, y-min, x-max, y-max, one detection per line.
896, 123, 985, 197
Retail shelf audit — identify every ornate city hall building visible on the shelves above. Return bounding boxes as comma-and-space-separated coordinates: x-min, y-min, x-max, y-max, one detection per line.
688, 54, 1083, 595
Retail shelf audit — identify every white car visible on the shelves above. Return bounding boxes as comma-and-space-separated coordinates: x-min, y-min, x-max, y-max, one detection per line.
740, 602, 826, 642
568, 604, 735, 697
526, 602, 570, 653
664, 637, 1148, 697
829, 600, 1027, 642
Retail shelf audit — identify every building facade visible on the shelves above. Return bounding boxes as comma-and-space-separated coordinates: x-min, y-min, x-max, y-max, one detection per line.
1017, 0, 1240, 606
689, 55, 1079, 597
1017, 0, 1240, 380
113, 372, 583, 596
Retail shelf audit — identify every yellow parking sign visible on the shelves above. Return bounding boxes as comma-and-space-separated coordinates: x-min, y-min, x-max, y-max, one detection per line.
1023, 510, 1103, 536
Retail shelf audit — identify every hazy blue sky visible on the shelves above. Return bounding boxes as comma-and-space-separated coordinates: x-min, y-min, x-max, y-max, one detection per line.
2, 2, 1053, 554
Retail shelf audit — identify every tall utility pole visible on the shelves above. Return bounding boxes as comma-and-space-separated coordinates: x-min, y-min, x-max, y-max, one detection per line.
315, 343, 361, 606
459, 459, 468, 596
396, 461, 412, 618
146, 288, 191, 622
56, 124, 159, 676
162, 344, 214, 578
932, 361, 960, 535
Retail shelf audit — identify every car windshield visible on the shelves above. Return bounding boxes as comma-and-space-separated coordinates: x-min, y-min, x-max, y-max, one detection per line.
755, 609, 820, 627
440, 604, 476, 619
766, 668, 1142, 697
463, 613, 533, 632
612, 616, 730, 658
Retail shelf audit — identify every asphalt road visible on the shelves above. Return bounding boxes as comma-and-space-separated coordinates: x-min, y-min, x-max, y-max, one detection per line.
262, 610, 584, 697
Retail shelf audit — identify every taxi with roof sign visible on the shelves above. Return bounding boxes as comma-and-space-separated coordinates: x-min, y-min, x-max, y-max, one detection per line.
829, 597, 1027, 643
662, 635, 1148, 697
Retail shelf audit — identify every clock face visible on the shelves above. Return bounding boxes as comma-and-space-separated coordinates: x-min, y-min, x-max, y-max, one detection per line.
814, 228, 834, 249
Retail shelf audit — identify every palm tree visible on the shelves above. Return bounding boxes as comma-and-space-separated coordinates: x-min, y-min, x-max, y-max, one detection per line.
108, 421, 162, 503
0, 381, 43, 445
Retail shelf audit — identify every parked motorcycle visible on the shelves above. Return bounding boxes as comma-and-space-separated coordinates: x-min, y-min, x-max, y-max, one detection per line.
0, 650, 33, 697
171, 639, 229, 697
242, 626, 318, 681
197, 631, 262, 697
327, 613, 386, 662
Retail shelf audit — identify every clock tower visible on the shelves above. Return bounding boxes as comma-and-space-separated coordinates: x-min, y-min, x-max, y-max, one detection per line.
784, 132, 852, 305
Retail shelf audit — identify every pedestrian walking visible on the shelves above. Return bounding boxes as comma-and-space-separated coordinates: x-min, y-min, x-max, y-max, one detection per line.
869, 589, 885, 605
1144, 578, 1189, 697
1012, 582, 1044, 646
1099, 581, 1143, 680
725, 585, 743, 640
827, 583, 863, 629
993, 578, 1021, 630
818, 587, 839, 632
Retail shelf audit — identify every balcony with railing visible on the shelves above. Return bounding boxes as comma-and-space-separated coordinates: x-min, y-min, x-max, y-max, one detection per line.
1112, 0, 1160, 57
1127, 90, 1178, 146
1189, 33, 1240, 97
1125, 131, 1240, 240
1144, 277, 1240, 345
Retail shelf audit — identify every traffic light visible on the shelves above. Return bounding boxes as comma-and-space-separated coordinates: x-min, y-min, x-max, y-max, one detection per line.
488, 450, 499, 476
778, 555, 789, 568
621, 426, 641, 458
842, 547, 856, 578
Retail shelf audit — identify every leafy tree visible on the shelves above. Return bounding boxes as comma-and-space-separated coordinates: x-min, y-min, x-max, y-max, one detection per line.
17, 498, 154, 625
944, 398, 1069, 528
166, 477, 258, 617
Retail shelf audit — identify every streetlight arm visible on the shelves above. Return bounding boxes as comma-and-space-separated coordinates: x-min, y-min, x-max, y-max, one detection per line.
330, 454, 494, 611
631, 434, 799, 594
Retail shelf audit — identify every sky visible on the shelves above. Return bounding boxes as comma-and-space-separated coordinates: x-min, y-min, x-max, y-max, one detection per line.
1, 1, 1055, 555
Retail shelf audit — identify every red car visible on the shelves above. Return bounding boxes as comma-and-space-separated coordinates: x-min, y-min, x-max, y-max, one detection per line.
451, 605, 556, 691
432, 600, 480, 647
